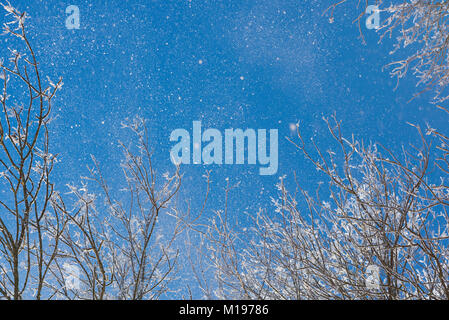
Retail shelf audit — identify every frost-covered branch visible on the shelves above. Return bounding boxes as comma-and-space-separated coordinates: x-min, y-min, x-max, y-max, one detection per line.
328, 0, 449, 103
50, 119, 184, 300
0, 2, 64, 300
200, 113, 449, 300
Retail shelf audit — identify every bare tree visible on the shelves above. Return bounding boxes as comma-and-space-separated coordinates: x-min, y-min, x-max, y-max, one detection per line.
327, 0, 449, 103
0, 2, 65, 300
0, 3, 187, 300
47, 117, 185, 300
197, 112, 449, 300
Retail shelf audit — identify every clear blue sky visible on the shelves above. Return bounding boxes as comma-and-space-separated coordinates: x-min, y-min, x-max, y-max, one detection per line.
4, 0, 446, 231
1, 0, 447, 296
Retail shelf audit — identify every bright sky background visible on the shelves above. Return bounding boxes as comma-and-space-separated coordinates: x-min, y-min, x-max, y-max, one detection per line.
2, 0, 448, 297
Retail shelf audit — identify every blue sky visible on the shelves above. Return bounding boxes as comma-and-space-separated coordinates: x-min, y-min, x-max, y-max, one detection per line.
1, 0, 447, 296
4, 0, 446, 226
